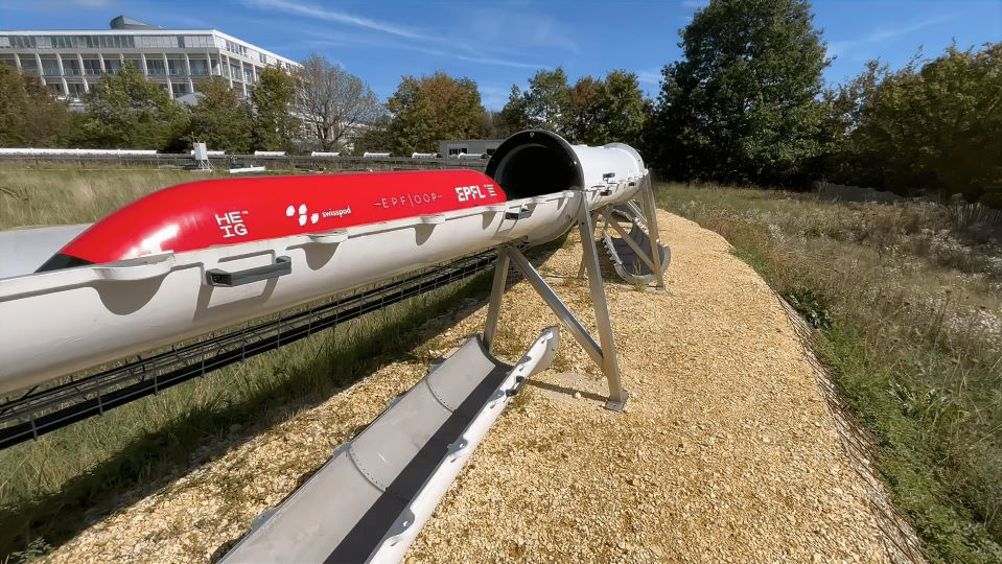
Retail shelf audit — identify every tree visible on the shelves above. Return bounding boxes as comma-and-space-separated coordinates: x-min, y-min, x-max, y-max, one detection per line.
817, 60, 885, 186
386, 72, 485, 155
564, 76, 607, 144
601, 71, 648, 147
189, 77, 254, 153
352, 115, 395, 155
501, 68, 570, 134
501, 68, 647, 145
843, 43, 1002, 205
77, 62, 189, 150
252, 66, 299, 151
497, 85, 532, 134
563, 71, 648, 146
295, 53, 383, 152
647, 0, 829, 185
0, 65, 72, 147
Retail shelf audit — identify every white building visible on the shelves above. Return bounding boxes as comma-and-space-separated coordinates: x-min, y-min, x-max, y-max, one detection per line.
0, 15, 299, 103
438, 139, 503, 158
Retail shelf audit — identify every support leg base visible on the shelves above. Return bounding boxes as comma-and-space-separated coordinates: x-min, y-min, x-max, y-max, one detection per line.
604, 389, 629, 412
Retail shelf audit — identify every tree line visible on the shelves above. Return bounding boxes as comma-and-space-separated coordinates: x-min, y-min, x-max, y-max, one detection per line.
0, 0, 998, 207
0, 53, 382, 155
645, 0, 1001, 208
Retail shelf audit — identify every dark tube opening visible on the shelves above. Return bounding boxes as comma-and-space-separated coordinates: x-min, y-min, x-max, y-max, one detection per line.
485, 130, 584, 200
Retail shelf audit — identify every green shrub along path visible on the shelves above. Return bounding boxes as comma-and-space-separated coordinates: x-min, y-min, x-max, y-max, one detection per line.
658, 183, 1002, 563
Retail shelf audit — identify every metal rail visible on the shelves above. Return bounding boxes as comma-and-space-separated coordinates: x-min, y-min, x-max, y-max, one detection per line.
0, 250, 500, 450
0, 153, 487, 172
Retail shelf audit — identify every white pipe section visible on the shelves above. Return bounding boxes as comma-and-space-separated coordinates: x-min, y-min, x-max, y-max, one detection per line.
369, 328, 558, 563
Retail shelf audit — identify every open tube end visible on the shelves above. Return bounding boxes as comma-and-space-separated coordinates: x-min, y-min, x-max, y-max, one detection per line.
485, 130, 584, 199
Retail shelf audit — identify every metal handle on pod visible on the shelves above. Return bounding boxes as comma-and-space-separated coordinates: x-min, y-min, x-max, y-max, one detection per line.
206, 256, 292, 287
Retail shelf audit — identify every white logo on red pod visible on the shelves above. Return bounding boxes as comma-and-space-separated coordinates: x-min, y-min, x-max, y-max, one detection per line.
286, 204, 319, 226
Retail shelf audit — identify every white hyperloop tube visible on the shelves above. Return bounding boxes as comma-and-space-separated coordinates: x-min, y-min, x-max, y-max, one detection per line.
0, 131, 648, 397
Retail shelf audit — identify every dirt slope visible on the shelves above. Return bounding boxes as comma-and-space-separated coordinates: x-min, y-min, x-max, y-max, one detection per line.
45, 212, 897, 563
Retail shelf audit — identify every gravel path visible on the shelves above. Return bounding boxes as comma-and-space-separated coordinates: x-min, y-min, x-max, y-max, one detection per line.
44, 211, 898, 563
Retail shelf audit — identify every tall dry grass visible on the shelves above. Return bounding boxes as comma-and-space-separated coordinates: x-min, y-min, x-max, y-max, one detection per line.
659, 184, 1002, 563
0, 165, 223, 229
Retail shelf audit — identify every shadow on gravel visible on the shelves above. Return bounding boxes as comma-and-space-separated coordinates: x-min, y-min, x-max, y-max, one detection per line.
0, 242, 576, 561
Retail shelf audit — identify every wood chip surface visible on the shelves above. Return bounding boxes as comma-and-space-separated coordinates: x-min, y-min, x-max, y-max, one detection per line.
44, 212, 900, 563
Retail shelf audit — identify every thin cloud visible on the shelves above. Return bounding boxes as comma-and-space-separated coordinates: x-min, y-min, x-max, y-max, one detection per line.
827, 13, 958, 59
264, 14, 548, 71
244, 0, 433, 42
387, 43, 548, 71
637, 68, 662, 86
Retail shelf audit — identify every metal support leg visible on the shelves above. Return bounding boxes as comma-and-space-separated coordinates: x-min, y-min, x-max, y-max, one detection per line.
504, 247, 604, 367
638, 175, 666, 290
576, 203, 629, 410
482, 251, 509, 352
501, 239, 627, 410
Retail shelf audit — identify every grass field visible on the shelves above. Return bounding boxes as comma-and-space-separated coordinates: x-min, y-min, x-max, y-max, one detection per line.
658, 184, 1002, 563
0, 165, 498, 560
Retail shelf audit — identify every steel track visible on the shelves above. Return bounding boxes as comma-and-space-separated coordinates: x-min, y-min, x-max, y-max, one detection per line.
0, 250, 501, 450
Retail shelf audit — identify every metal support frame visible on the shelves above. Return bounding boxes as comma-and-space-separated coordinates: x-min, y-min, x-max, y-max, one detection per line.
484, 198, 628, 411
601, 210, 659, 274
637, 175, 666, 290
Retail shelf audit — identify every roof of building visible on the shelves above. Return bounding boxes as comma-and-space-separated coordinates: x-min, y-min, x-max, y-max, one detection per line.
2, 17, 300, 67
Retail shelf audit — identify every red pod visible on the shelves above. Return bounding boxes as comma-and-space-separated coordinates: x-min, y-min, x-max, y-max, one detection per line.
38, 169, 506, 271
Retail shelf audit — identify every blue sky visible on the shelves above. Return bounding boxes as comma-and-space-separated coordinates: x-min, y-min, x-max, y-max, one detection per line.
2, 0, 999, 109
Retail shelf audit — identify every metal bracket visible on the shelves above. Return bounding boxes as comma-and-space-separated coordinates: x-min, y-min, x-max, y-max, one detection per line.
504, 205, 531, 220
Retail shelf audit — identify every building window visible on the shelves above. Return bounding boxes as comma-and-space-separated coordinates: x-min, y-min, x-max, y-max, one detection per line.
448, 147, 468, 155
61, 56, 81, 76
171, 82, 190, 98
19, 56, 39, 75
47, 83, 64, 96
225, 40, 247, 57
136, 35, 179, 49
66, 82, 86, 97
0, 36, 10, 48
40, 56, 60, 76
11, 36, 37, 49
184, 35, 215, 48
146, 59, 166, 76
83, 58, 102, 76
87, 35, 134, 49
104, 58, 121, 74
167, 58, 186, 76
189, 58, 209, 76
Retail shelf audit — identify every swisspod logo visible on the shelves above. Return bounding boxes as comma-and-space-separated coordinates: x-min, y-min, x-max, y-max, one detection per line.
287, 204, 319, 226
